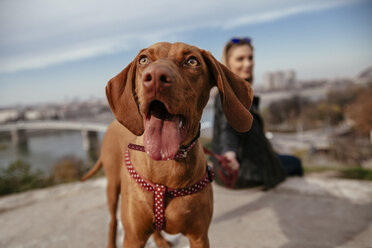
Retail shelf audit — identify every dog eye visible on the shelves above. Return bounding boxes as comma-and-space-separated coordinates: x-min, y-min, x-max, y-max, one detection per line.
186, 57, 199, 67
139, 56, 150, 65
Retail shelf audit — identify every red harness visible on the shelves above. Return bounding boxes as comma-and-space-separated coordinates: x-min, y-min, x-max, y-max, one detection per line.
125, 144, 214, 231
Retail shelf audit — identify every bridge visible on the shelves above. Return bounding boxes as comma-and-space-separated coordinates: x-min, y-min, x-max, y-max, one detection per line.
0, 120, 213, 150
0, 121, 109, 151
0, 121, 108, 132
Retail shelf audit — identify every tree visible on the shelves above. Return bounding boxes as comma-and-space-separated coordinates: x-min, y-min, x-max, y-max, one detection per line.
347, 87, 372, 134
0, 160, 49, 196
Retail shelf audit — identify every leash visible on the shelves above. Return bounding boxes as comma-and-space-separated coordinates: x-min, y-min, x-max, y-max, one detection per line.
202, 147, 238, 189
125, 144, 214, 231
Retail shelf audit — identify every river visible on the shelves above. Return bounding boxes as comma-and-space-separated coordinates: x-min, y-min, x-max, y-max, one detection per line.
0, 130, 105, 175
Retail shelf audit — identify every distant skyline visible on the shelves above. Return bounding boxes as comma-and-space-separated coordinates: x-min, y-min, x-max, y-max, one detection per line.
0, 0, 371, 106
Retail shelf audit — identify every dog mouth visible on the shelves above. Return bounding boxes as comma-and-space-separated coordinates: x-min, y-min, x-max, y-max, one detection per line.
146, 101, 181, 121
143, 100, 188, 161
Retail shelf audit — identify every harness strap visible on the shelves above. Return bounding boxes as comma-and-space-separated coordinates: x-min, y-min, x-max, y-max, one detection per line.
154, 184, 167, 230
124, 149, 214, 231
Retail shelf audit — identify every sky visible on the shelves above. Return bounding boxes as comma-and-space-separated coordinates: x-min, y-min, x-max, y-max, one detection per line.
0, 0, 371, 106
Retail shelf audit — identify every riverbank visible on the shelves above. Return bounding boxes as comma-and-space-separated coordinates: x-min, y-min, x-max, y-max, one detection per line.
1, 174, 371, 248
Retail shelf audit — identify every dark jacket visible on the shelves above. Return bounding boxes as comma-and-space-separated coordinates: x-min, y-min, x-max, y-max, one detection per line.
211, 94, 286, 190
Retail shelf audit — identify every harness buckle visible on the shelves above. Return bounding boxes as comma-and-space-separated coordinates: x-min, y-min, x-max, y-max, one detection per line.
178, 148, 188, 158
207, 166, 213, 182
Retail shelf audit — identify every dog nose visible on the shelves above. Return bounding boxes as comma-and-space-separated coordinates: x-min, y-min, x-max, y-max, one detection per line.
142, 64, 174, 90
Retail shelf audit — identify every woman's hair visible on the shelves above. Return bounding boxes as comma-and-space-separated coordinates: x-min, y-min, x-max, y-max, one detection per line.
222, 37, 254, 83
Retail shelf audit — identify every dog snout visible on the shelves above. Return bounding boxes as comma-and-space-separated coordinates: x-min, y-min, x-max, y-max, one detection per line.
142, 64, 174, 91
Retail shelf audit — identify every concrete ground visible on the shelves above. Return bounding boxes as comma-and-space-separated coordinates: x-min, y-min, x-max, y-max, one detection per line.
0, 175, 372, 248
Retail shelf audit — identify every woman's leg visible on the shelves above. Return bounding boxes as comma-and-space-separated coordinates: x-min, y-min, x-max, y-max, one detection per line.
278, 154, 304, 176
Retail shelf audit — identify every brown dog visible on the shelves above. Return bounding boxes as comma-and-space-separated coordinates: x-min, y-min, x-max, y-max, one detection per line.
82, 42, 253, 248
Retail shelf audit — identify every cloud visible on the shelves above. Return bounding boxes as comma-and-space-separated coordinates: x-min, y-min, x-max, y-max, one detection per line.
0, 32, 164, 72
222, 0, 353, 29
0, 0, 358, 73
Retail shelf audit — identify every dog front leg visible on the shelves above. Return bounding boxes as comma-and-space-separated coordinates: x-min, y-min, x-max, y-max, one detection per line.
123, 232, 150, 248
106, 181, 120, 248
188, 234, 210, 248
121, 213, 152, 248
152, 231, 171, 248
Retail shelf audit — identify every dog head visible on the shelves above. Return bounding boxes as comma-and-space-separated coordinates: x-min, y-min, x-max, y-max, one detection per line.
106, 42, 253, 160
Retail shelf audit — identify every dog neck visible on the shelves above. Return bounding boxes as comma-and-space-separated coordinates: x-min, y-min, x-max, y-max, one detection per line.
128, 135, 207, 189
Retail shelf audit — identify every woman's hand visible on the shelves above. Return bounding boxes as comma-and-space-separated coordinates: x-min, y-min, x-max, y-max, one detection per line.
223, 151, 240, 172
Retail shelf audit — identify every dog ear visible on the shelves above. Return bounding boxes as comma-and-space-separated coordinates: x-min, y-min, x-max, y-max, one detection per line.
106, 60, 144, 136
201, 50, 253, 132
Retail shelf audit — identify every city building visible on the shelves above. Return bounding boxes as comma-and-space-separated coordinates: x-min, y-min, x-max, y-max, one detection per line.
263, 70, 297, 91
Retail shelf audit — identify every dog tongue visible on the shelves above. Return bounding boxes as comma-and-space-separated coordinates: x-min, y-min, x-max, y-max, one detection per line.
144, 115, 181, 160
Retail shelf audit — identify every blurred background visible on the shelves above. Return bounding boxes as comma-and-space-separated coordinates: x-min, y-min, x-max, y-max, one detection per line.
0, 0, 371, 194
